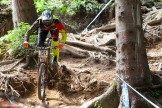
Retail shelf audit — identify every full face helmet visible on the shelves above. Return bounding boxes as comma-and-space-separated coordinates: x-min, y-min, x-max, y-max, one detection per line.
41, 10, 53, 27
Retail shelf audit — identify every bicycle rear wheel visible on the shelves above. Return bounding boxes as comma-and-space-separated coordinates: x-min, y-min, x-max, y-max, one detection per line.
37, 63, 47, 100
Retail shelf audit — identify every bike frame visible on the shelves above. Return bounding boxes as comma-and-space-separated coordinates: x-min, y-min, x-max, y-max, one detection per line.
28, 42, 57, 101
37, 46, 56, 101
27, 37, 58, 101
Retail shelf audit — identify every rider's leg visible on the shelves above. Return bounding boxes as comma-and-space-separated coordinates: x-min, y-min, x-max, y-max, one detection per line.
50, 30, 59, 63
38, 29, 48, 47
50, 40, 59, 75
51, 41, 59, 63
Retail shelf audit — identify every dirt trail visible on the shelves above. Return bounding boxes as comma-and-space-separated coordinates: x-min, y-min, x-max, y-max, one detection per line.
0, 45, 162, 108
1, 45, 162, 108
0, 42, 162, 108
21, 55, 115, 107
0, 57, 115, 107
13, 45, 161, 108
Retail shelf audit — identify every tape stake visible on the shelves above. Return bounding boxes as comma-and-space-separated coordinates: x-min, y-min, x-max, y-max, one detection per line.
122, 83, 130, 108
117, 74, 160, 108
82, 28, 88, 33
158, 62, 162, 71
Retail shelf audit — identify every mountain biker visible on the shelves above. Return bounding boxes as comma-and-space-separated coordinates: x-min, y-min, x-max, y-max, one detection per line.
23, 10, 67, 65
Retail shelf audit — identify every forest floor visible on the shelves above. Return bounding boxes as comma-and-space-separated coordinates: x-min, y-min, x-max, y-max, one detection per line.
0, 47, 116, 108
0, 32, 162, 108
24, 55, 116, 108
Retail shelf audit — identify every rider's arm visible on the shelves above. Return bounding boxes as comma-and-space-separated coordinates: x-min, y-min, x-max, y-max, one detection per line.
24, 20, 40, 41
55, 21, 67, 43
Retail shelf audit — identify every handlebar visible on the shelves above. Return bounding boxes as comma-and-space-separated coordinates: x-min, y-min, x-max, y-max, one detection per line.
27, 45, 57, 50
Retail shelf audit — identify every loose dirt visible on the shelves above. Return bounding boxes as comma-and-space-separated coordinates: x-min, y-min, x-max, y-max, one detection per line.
0, 52, 116, 108
22, 54, 116, 108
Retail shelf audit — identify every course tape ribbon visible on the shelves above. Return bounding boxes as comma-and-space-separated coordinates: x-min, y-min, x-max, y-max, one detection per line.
116, 74, 160, 108
82, 0, 113, 33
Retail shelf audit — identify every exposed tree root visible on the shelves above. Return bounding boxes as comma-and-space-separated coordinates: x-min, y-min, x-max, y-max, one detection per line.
50, 65, 110, 105
80, 81, 119, 108
0, 72, 35, 97
80, 77, 162, 108
0, 59, 16, 66
62, 45, 116, 65
0, 57, 25, 73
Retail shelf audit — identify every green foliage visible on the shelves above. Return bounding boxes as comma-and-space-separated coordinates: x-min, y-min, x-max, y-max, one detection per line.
0, 0, 11, 4
34, 0, 104, 16
94, 101, 102, 108
0, 22, 37, 58
0, 49, 2, 55
34, 0, 52, 14
0, 42, 7, 57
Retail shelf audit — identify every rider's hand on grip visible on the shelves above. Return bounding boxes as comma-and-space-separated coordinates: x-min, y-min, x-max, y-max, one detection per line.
23, 41, 29, 48
58, 43, 64, 49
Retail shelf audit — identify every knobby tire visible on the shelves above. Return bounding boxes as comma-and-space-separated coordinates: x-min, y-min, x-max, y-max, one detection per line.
38, 63, 47, 100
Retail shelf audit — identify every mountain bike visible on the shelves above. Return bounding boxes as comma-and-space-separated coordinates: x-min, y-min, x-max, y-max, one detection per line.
29, 40, 58, 101
38, 47, 53, 101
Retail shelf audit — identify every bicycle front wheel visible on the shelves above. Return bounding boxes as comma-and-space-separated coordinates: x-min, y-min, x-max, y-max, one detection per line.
37, 63, 47, 100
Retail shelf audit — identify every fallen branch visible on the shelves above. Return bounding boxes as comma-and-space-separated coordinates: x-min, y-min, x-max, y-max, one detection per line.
66, 40, 115, 55
147, 19, 162, 26
61, 45, 90, 58
96, 23, 115, 32
0, 57, 25, 73
0, 60, 16, 66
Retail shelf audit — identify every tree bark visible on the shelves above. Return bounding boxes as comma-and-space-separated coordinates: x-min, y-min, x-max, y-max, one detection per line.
116, 0, 152, 107
12, 0, 37, 29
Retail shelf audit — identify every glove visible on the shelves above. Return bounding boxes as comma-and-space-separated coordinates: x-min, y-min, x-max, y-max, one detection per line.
23, 41, 29, 48
58, 43, 64, 49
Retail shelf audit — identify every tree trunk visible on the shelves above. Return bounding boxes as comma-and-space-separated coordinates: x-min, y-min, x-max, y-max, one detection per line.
116, 0, 152, 107
12, 0, 37, 29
